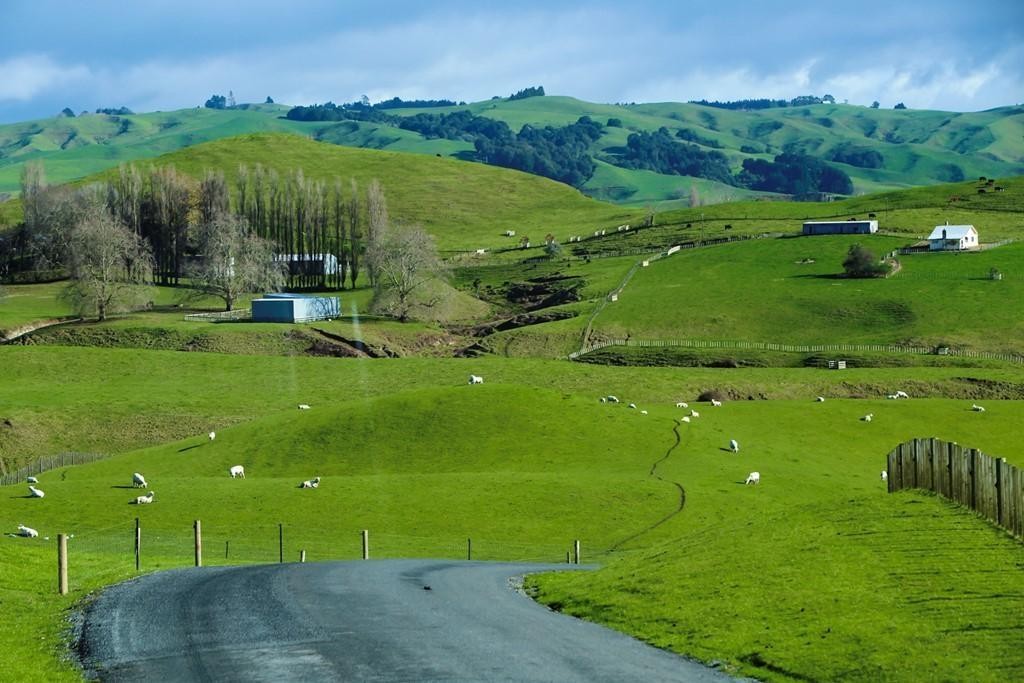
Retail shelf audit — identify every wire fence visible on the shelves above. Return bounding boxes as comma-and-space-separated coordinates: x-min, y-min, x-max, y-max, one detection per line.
0, 452, 108, 486
569, 338, 1024, 364
30, 520, 590, 596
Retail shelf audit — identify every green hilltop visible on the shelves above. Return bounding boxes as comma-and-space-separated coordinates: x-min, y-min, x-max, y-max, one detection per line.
2, 95, 1022, 206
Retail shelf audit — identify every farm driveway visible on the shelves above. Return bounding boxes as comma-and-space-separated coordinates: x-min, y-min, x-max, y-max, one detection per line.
79, 559, 735, 682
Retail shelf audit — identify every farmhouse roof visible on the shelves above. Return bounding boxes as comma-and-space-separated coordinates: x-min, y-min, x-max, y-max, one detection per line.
927, 225, 976, 240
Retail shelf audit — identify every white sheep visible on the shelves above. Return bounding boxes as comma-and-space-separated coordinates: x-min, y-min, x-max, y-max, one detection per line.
815, 396, 825, 402
299, 476, 321, 489
971, 404, 986, 412
895, 390, 909, 399
208, 431, 216, 441
886, 394, 899, 400
881, 471, 888, 481
606, 396, 620, 403
680, 416, 691, 423
468, 374, 484, 385
298, 404, 311, 410
690, 410, 700, 418
229, 465, 245, 479
675, 402, 688, 408
134, 491, 154, 505
640, 410, 648, 415
475, 248, 486, 255
505, 230, 516, 237
26, 476, 38, 484
599, 397, 607, 403
628, 403, 637, 409
711, 399, 722, 407
861, 413, 873, 422
17, 524, 39, 538
28, 485, 44, 498
133, 472, 148, 488
730, 439, 739, 453
745, 471, 760, 485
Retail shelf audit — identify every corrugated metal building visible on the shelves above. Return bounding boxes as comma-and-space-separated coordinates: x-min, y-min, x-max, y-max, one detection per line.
802, 220, 878, 235
251, 293, 340, 323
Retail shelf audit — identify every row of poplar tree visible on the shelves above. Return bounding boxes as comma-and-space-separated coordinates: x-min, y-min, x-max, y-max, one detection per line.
13, 161, 389, 292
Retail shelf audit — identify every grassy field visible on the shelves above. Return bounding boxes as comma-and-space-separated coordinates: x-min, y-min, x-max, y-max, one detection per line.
2, 364, 1022, 680
589, 235, 1024, 353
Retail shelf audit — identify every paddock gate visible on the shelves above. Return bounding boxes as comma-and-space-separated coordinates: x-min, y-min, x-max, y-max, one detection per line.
887, 437, 1023, 540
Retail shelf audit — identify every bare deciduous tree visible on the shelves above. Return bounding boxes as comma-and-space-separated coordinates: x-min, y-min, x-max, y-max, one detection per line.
367, 223, 447, 322
63, 209, 153, 321
189, 213, 284, 311
365, 179, 388, 287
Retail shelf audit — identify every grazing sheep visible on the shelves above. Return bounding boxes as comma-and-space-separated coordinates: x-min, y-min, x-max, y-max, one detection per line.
229, 465, 245, 479
815, 396, 825, 402
640, 410, 648, 415
971, 404, 986, 412
17, 524, 39, 538
628, 403, 637, 409
730, 439, 739, 453
895, 390, 909, 399
881, 471, 888, 481
745, 471, 760, 485
298, 404, 311, 410
134, 491, 155, 505
26, 476, 38, 484
606, 396, 620, 403
133, 472, 147, 488
299, 476, 321, 489
468, 374, 484, 385
680, 416, 691, 423
675, 402, 688, 408
886, 394, 899, 400
209, 431, 216, 441
600, 397, 607, 403
505, 230, 516, 237
690, 410, 700, 418
711, 399, 722, 407
861, 413, 873, 422
28, 485, 44, 498
475, 248, 486, 255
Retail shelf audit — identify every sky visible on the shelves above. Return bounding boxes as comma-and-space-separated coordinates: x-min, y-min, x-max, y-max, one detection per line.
1, 0, 1021, 123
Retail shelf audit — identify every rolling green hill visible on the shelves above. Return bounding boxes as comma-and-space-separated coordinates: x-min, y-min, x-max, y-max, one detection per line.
2, 96, 1021, 206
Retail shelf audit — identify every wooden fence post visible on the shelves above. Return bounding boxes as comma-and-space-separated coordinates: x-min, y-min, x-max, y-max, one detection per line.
361, 530, 369, 560
278, 523, 284, 564
467, 538, 472, 561
300, 550, 306, 563
194, 520, 202, 567
58, 534, 68, 595
573, 539, 581, 565
225, 540, 229, 559
134, 518, 141, 571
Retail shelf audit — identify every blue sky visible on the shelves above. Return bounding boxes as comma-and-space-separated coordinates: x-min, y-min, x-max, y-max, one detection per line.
1, 0, 1021, 122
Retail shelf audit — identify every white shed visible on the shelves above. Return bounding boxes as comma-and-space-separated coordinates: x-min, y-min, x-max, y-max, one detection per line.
927, 225, 978, 251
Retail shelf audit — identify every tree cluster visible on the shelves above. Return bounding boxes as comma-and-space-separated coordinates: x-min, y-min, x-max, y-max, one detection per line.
284, 101, 392, 123
737, 153, 854, 195
508, 86, 545, 101
613, 128, 734, 185
689, 94, 835, 110
842, 244, 891, 278
375, 97, 462, 109
96, 107, 134, 115
675, 127, 723, 149
204, 94, 228, 109
826, 143, 884, 169
473, 117, 602, 187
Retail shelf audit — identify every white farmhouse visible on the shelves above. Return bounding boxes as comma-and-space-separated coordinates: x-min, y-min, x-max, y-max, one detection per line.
927, 225, 978, 251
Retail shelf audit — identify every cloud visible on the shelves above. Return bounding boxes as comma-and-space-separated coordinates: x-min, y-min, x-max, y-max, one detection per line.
0, 55, 90, 102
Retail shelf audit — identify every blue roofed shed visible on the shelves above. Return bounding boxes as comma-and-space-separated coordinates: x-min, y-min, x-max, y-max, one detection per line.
251, 293, 340, 323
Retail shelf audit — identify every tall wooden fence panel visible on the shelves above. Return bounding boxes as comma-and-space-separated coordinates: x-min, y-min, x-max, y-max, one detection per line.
887, 438, 1023, 540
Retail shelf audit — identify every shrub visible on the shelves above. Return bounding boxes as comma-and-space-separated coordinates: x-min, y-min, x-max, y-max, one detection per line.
842, 244, 891, 278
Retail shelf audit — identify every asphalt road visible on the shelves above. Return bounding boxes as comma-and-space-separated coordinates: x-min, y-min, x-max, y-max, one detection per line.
78, 560, 736, 682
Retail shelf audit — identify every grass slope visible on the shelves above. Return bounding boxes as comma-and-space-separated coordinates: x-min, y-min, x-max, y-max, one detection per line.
530, 398, 1024, 681
2, 97, 1022, 205
591, 236, 1024, 353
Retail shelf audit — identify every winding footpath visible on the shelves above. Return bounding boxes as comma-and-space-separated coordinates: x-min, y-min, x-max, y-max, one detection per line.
78, 560, 735, 682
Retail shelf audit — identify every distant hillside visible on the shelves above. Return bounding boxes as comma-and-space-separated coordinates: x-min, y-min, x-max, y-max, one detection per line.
1, 96, 1021, 207
3, 133, 633, 250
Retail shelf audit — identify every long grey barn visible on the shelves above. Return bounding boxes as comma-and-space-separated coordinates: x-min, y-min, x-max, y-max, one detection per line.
802, 220, 878, 235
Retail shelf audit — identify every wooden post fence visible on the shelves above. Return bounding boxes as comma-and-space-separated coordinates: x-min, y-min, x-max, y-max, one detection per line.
58, 534, 68, 595
887, 438, 1024, 540
573, 539, 581, 565
361, 530, 369, 560
194, 520, 202, 567
134, 517, 141, 571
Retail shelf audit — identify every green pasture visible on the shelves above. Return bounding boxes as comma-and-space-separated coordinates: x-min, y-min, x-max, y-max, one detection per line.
591, 235, 1024, 352
531, 397, 1024, 681
2, 377, 1023, 680
0, 282, 76, 336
